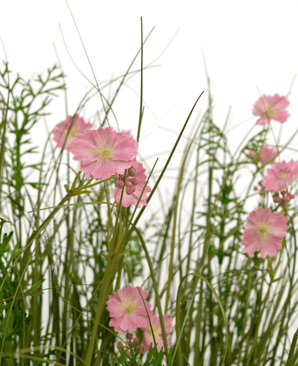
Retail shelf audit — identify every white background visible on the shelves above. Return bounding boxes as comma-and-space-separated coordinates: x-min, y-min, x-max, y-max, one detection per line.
1, 0, 298, 362
1, 1, 298, 210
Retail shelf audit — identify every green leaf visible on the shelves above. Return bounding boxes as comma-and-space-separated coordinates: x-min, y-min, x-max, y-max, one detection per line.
24, 279, 46, 297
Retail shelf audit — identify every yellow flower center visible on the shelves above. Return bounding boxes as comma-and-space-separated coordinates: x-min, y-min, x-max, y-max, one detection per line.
124, 301, 136, 314
258, 223, 269, 239
69, 128, 78, 139
148, 325, 159, 337
266, 106, 275, 116
279, 167, 291, 180
93, 143, 115, 161
100, 148, 113, 158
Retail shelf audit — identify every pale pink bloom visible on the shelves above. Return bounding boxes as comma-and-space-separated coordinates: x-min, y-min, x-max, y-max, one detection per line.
114, 159, 151, 207
106, 286, 153, 334
241, 206, 289, 259
70, 127, 138, 180
262, 159, 298, 192
248, 146, 280, 165
140, 313, 174, 353
52, 114, 92, 152
252, 94, 290, 126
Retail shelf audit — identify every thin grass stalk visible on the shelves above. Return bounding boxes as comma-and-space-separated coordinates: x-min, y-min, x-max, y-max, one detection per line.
0, 54, 10, 195
137, 17, 144, 144
165, 114, 202, 315
174, 273, 229, 366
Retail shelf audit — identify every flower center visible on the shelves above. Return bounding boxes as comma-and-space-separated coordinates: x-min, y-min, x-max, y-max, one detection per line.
266, 106, 275, 116
148, 325, 158, 337
259, 223, 268, 237
125, 302, 136, 314
279, 168, 290, 180
95, 144, 115, 161
100, 148, 113, 158
70, 128, 78, 139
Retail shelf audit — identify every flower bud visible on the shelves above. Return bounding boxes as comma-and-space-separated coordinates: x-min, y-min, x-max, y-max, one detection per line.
126, 332, 133, 340
131, 177, 139, 185
128, 167, 136, 176
116, 180, 124, 189
126, 185, 136, 195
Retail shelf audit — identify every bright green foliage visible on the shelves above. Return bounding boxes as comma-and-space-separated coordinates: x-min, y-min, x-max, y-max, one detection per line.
0, 218, 33, 355
115, 341, 173, 366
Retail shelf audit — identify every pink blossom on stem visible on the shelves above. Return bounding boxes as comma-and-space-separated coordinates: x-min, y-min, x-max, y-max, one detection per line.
248, 146, 280, 165
52, 114, 92, 152
114, 159, 151, 208
70, 127, 138, 180
106, 286, 153, 334
140, 313, 174, 353
262, 159, 298, 192
241, 206, 289, 259
252, 94, 290, 126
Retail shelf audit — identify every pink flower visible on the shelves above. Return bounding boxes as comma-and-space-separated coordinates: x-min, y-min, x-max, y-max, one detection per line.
52, 114, 92, 152
114, 159, 151, 207
140, 313, 174, 353
70, 127, 138, 180
248, 146, 280, 165
241, 206, 289, 259
106, 286, 154, 334
252, 94, 290, 126
262, 159, 298, 192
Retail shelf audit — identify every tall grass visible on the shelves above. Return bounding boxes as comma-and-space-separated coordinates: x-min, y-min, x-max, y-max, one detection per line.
1, 16, 298, 366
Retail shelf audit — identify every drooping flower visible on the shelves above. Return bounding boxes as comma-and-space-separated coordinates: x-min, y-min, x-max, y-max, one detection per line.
114, 159, 151, 207
248, 146, 280, 165
262, 159, 298, 192
52, 114, 92, 152
252, 94, 290, 126
106, 286, 153, 334
140, 313, 174, 353
241, 206, 289, 259
70, 127, 138, 180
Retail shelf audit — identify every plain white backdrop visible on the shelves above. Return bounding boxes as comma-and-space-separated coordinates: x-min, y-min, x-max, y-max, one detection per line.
1, 0, 298, 363
1, 1, 298, 204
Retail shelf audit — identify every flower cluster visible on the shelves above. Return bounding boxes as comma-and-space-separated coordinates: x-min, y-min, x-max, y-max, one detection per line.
241, 94, 295, 259
107, 286, 174, 355
114, 159, 152, 208
52, 116, 151, 207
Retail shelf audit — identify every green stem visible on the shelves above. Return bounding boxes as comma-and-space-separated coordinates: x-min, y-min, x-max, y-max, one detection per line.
272, 196, 289, 278
84, 253, 119, 366
15, 194, 71, 301
246, 281, 272, 365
